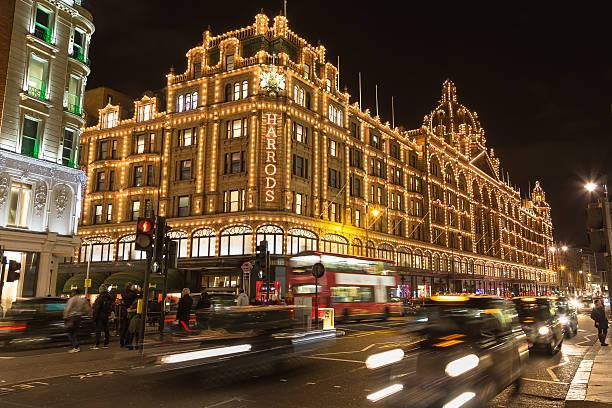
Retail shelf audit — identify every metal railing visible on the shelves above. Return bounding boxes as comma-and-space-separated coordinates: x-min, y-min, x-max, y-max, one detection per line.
33, 25, 52, 44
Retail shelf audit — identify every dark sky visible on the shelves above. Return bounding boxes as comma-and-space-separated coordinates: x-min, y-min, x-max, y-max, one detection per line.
86, 1, 612, 245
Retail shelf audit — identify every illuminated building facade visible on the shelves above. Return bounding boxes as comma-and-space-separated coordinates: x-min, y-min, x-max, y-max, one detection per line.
0, 0, 93, 306
70, 13, 557, 297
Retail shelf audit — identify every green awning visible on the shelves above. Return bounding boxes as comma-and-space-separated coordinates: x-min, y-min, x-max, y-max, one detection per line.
103, 272, 143, 293
103, 270, 184, 294
62, 272, 107, 294
148, 269, 184, 293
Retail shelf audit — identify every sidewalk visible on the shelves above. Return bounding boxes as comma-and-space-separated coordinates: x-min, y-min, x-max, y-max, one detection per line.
566, 339, 612, 407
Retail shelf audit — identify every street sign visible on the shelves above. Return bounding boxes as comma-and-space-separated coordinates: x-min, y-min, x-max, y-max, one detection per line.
152, 261, 160, 273
84, 278, 91, 288
241, 261, 253, 272
312, 262, 325, 278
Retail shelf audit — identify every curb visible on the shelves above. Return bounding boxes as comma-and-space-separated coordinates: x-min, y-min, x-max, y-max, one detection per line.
565, 341, 612, 408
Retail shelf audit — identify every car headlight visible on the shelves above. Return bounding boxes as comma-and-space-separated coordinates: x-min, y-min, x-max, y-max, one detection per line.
365, 348, 404, 369
559, 316, 569, 324
445, 354, 479, 377
538, 326, 550, 336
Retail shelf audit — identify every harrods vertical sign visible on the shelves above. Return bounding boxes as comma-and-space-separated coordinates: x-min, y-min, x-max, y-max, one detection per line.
263, 113, 278, 204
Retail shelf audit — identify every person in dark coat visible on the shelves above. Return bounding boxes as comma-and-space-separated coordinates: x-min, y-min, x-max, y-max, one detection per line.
591, 299, 609, 346
119, 282, 137, 347
177, 288, 193, 331
196, 292, 211, 310
92, 285, 112, 349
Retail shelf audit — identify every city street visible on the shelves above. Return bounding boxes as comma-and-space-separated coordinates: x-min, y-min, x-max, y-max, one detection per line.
0, 314, 598, 408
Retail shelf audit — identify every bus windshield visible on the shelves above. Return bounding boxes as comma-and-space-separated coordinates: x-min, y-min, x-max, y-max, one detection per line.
288, 252, 394, 275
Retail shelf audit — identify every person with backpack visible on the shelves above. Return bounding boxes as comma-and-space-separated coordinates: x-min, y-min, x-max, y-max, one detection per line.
92, 285, 112, 349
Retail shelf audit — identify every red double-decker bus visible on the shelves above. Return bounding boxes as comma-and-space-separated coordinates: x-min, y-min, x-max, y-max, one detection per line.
287, 252, 402, 322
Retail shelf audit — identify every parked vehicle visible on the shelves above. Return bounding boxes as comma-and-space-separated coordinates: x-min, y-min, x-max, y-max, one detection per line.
512, 297, 563, 354
0, 297, 94, 348
364, 295, 529, 407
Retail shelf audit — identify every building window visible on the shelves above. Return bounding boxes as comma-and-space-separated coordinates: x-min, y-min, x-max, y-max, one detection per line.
295, 192, 305, 215
292, 155, 308, 178
328, 202, 341, 223
108, 171, 115, 191
111, 140, 117, 158
21, 117, 40, 158
390, 142, 400, 159
135, 134, 145, 153
224, 151, 245, 174
224, 189, 245, 212
166, 231, 188, 258
320, 233, 347, 254
242, 80, 248, 99
287, 228, 317, 254
354, 209, 361, 227
178, 127, 196, 146
256, 225, 284, 255
304, 64, 310, 79
226, 54, 235, 71
138, 104, 151, 121
326, 78, 332, 92
117, 234, 145, 261
225, 84, 232, 101
131, 201, 140, 220
96, 171, 106, 191
101, 110, 117, 129
179, 160, 191, 180
133, 166, 143, 186
328, 104, 342, 126
27, 54, 48, 100
293, 122, 307, 143
192, 228, 216, 257
66, 75, 81, 114
349, 148, 362, 168
233, 82, 240, 100
350, 122, 360, 139
106, 204, 112, 223
226, 118, 248, 138
409, 153, 418, 168
219, 226, 252, 256
80, 237, 114, 262
72, 28, 86, 62
350, 176, 362, 197
93, 205, 102, 224
146, 165, 153, 186
178, 196, 189, 217
328, 168, 341, 188
371, 132, 381, 149
149, 133, 155, 152
329, 139, 338, 157
98, 140, 108, 160
34, 6, 53, 43
7, 183, 32, 228
62, 129, 76, 167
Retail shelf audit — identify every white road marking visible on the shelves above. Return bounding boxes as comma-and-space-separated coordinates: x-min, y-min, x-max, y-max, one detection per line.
304, 356, 364, 364
522, 377, 569, 385
361, 343, 377, 351
0, 357, 15, 359
546, 354, 569, 382
306, 382, 316, 385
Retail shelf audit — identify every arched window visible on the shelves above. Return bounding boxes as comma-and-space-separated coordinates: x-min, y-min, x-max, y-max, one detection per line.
293, 85, 299, 103
287, 228, 317, 254
366, 241, 376, 258
167, 230, 188, 258
117, 234, 145, 261
424, 252, 432, 270
396, 247, 411, 267
432, 253, 440, 271
224, 83, 232, 102
430, 156, 440, 178
351, 238, 362, 256
320, 234, 348, 254
444, 165, 454, 186
377, 244, 394, 261
441, 255, 448, 272
191, 228, 216, 257
79, 236, 114, 262
458, 172, 467, 192
233, 82, 240, 100
256, 225, 284, 255
414, 249, 423, 269
241, 80, 248, 99
305, 92, 311, 109
220, 226, 253, 256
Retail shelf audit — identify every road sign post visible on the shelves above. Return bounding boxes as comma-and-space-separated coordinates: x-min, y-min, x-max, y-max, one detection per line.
312, 262, 325, 329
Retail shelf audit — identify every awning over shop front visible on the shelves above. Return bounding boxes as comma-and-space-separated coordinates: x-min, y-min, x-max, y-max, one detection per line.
62, 272, 107, 294
102, 270, 184, 293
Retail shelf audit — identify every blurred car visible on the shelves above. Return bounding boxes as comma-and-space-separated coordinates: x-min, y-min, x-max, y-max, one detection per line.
364, 295, 529, 407
552, 296, 578, 337
512, 297, 563, 354
0, 297, 94, 348
580, 296, 594, 312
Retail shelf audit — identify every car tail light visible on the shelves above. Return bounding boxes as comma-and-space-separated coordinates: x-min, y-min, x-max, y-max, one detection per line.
0, 322, 26, 331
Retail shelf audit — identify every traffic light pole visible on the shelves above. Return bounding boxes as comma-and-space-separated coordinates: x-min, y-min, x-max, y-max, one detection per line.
139, 247, 152, 354
600, 185, 612, 310
0, 246, 6, 306
266, 245, 270, 304
159, 240, 169, 337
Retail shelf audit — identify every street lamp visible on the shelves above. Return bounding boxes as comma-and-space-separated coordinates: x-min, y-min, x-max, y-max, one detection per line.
364, 205, 381, 257
585, 183, 597, 192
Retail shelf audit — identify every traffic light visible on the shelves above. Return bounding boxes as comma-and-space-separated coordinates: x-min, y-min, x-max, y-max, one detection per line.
153, 216, 167, 264
7, 260, 21, 282
166, 239, 178, 269
255, 240, 268, 273
135, 217, 155, 251
586, 203, 607, 253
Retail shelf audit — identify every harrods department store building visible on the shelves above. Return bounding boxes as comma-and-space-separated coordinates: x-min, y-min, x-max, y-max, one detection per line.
65, 13, 558, 297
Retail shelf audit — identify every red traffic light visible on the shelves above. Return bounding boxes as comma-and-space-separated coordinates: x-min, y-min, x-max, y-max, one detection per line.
135, 217, 155, 250
138, 219, 154, 233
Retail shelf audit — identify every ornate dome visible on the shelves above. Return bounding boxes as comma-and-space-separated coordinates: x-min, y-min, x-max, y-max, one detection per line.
424, 79, 485, 147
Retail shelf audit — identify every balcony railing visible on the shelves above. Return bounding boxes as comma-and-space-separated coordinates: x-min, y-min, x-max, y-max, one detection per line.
27, 85, 46, 100
65, 102, 81, 116
33, 25, 52, 44
70, 46, 90, 65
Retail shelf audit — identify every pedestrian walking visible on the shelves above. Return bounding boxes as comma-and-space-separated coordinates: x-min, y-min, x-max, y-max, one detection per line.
590, 299, 609, 346
236, 289, 249, 306
177, 288, 193, 331
126, 298, 141, 350
92, 285, 112, 349
119, 282, 137, 347
63, 288, 91, 352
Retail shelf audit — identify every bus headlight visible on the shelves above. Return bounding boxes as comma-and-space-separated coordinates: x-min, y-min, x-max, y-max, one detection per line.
445, 354, 479, 377
559, 316, 569, 325
538, 326, 550, 336
365, 348, 404, 369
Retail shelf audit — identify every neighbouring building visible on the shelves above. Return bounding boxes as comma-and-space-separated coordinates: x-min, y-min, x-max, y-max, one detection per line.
63, 13, 557, 298
0, 0, 93, 307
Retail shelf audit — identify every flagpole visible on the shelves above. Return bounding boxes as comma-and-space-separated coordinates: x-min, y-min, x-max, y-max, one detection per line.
391, 96, 395, 128
358, 72, 362, 111
375, 85, 379, 117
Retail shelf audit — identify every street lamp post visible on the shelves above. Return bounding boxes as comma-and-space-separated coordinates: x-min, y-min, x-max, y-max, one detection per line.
364, 204, 380, 257
549, 244, 568, 295
585, 181, 612, 308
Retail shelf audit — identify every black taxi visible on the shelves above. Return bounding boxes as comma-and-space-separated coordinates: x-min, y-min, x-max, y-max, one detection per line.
364, 295, 529, 407
512, 296, 563, 354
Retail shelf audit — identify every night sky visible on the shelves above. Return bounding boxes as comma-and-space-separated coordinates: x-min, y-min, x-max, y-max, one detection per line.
86, 1, 612, 245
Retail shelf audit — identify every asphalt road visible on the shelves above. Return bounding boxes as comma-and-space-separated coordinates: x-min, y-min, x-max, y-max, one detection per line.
0, 314, 598, 408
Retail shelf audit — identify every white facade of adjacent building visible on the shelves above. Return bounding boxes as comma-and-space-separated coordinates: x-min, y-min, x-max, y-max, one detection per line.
0, 0, 93, 308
